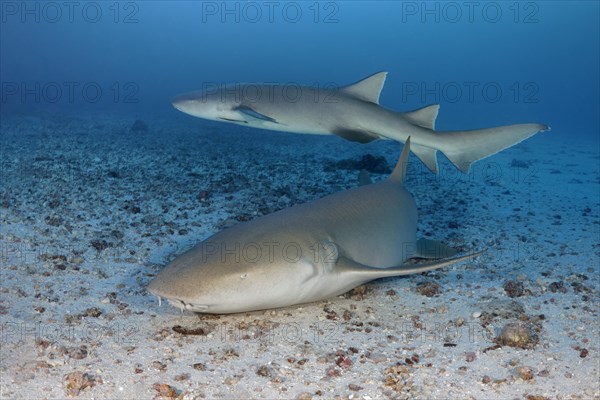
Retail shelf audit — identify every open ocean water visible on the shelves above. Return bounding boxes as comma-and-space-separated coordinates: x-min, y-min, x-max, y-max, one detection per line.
1, 2, 598, 399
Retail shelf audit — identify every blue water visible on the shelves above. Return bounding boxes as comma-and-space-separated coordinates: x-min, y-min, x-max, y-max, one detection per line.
1, 1, 598, 145
0, 4, 599, 398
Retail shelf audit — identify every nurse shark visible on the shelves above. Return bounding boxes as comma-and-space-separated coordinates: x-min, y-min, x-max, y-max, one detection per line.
172, 72, 549, 173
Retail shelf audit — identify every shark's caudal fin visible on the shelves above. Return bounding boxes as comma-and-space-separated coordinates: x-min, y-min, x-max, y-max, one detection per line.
390, 136, 411, 184
401, 104, 549, 174
438, 123, 550, 173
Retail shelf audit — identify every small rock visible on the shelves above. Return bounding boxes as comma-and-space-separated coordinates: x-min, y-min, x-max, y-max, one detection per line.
64, 371, 95, 396
84, 307, 102, 317
436, 305, 448, 313
496, 322, 538, 349
503, 280, 525, 298
548, 281, 567, 293
90, 239, 109, 252
517, 366, 534, 380
192, 363, 206, 371
130, 119, 149, 133
416, 281, 441, 297
327, 154, 391, 174
465, 352, 476, 362
348, 383, 363, 391
481, 375, 492, 384
152, 383, 179, 399
174, 373, 189, 381
256, 365, 272, 377
67, 346, 88, 360
336, 355, 353, 369
172, 325, 207, 336
151, 360, 167, 372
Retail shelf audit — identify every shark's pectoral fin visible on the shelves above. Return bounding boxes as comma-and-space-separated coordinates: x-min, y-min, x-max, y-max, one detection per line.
415, 239, 457, 259
332, 128, 379, 143
235, 105, 279, 123
410, 143, 439, 174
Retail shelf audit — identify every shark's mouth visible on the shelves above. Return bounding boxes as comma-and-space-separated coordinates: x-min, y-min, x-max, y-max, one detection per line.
154, 296, 209, 313
219, 117, 247, 123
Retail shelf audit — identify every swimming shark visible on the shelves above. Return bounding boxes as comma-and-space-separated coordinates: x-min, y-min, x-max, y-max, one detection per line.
172, 72, 549, 173
148, 138, 482, 314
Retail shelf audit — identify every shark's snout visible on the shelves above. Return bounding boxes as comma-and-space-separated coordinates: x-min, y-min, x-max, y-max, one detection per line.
172, 94, 192, 112
148, 275, 209, 312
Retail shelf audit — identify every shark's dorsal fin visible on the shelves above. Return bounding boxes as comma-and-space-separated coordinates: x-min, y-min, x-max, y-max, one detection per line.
404, 104, 440, 130
341, 72, 387, 104
390, 136, 411, 184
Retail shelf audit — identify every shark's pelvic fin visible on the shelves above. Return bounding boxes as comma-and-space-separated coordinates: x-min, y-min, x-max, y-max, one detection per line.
404, 104, 440, 130
338, 250, 483, 280
332, 128, 379, 143
390, 136, 411, 184
341, 71, 388, 104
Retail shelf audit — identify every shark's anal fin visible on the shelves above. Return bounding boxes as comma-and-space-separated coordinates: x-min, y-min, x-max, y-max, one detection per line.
410, 143, 439, 174
415, 239, 457, 259
235, 105, 279, 123
332, 128, 379, 143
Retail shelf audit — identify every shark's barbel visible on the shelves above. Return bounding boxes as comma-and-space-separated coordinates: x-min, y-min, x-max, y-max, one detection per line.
172, 72, 549, 173
148, 138, 482, 314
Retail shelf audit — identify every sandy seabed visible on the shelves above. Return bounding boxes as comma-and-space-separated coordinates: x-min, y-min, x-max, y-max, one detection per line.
0, 115, 598, 399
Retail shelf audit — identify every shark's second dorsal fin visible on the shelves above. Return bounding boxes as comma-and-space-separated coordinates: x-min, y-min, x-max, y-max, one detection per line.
390, 137, 411, 184
341, 72, 387, 104
403, 104, 440, 130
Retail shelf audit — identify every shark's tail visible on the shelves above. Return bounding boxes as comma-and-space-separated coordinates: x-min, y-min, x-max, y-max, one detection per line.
403, 105, 550, 173
436, 123, 550, 173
